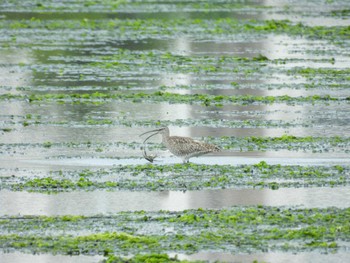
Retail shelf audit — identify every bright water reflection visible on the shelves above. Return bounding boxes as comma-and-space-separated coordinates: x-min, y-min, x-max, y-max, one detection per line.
1, 251, 349, 263
179, 251, 350, 263
1, 186, 349, 216
0, 252, 103, 263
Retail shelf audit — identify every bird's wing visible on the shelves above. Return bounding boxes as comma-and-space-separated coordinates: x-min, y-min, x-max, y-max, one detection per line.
168, 136, 218, 155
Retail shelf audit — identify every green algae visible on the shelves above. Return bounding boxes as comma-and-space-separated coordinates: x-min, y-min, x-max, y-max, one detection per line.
1, 114, 330, 129
289, 67, 350, 81
8, 177, 118, 192
2, 162, 349, 192
243, 19, 350, 40
1, 207, 349, 255
87, 50, 271, 75
1, 128, 12, 132
1, 135, 349, 163
0, 0, 269, 13
207, 135, 350, 152
331, 9, 350, 17
0, 232, 161, 255
1, 92, 347, 106
2, 17, 349, 41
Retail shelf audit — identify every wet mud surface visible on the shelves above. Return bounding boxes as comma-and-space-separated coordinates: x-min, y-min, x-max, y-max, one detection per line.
0, 0, 350, 262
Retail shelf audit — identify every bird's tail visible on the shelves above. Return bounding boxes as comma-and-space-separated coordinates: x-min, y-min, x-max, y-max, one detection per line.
205, 143, 220, 152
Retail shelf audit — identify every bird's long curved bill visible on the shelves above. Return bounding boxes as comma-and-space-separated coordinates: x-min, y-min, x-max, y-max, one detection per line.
139, 128, 162, 143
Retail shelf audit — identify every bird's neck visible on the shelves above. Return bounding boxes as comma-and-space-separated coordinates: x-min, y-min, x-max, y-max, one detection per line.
161, 131, 170, 144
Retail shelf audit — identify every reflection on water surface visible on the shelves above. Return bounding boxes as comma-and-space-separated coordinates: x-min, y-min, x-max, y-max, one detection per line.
1, 186, 349, 216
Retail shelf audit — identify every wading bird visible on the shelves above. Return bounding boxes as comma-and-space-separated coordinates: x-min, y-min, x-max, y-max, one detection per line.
140, 127, 220, 163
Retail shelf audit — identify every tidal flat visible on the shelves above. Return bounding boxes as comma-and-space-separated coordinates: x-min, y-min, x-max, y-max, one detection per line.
1, 207, 349, 258
1, 162, 349, 192
0, 0, 350, 262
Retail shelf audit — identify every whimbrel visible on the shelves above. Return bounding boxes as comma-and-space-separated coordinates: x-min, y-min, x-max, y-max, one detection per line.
140, 127, 220, 163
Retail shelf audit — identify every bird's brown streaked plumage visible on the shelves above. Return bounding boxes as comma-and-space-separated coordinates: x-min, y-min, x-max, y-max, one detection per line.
140, 127, 220, 163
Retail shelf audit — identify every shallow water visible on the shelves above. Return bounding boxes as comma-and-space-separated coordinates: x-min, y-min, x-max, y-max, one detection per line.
1, 186, 349, 216
180, 251, 350, 263
15, 156, 350, 168
1, 251, 349, 263
0, 252, 103, 263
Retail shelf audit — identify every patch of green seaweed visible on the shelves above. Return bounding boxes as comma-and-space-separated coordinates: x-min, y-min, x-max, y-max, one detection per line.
1, 162, 349, 192
3, 115, 321, 129
0, 0, 269, 13
88, 50, 270, 75
289, 67, 350, 82
1, 92, 347, 106
2, 18, 349, 41
207, 134, 350, 152
0, 207, 349, 255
